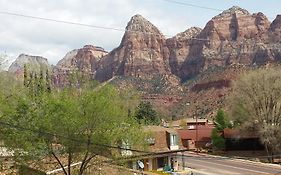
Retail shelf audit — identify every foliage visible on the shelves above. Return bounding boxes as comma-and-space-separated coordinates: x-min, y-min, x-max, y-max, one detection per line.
214, 109, 231, 131
179, 119, 187, 128
211, 128, 225, 150
134, 101, 160, 125
211, 109, 230, 150
0, 70, 145, 175
230, 68, 281, 162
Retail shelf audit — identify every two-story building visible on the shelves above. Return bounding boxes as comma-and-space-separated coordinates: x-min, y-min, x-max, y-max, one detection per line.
129, 126, 187, 172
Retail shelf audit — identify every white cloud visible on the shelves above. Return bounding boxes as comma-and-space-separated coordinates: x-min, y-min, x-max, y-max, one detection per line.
0, 0, 192, 65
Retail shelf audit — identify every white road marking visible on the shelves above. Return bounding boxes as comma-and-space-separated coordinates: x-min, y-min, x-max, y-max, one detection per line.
227, 158, 281, 171
187, 162, 241, 175
190, 159, 271, 174
189, 168, 218, 175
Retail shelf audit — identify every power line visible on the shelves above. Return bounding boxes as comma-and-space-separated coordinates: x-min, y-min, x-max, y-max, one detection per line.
0, 10, 164, 36
0, 120, 150, 154
0, 11, 124, 32
0, 10, 210, 41
159, 0, 222, 12
2, 119, 281, 173
158, 0, 275, 20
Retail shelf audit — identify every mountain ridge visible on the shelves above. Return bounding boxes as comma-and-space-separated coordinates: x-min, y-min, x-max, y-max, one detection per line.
7, 6, 281, 118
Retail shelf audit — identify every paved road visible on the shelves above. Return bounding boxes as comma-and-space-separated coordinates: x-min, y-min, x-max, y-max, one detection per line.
179, 152, 281, 175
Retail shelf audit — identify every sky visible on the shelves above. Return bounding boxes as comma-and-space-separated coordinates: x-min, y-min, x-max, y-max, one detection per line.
0, 0, 280, 65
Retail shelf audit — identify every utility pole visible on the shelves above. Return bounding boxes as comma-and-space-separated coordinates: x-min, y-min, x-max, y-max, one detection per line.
195, 104, 199, 155
196, 113, 198, 154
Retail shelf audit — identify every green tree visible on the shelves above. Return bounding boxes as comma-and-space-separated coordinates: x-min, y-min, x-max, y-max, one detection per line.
211, 109, 230, 150
134, 101, 160, 125
230, 68, 281, 162
0, 76, 145, 175
214, 109, 231, 131
211, 128, 225, 150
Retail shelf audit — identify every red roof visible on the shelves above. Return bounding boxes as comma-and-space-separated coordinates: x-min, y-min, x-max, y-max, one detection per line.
177, 125, 214, 141
223, 128, 259, 139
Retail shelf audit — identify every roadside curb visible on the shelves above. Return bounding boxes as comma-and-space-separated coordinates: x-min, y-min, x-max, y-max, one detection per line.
186, 151, 281, 169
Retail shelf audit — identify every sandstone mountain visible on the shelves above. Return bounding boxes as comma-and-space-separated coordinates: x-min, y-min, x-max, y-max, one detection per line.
168, 6, 280, 80
54, 7, 281, 84
167, 27, 202, 79
95, 14, 173, 82
8, 54, 50, 77
9, 6, 281, 118
56, 45, 108, 72
53, 45, 108, 86
54, 7, 281, 117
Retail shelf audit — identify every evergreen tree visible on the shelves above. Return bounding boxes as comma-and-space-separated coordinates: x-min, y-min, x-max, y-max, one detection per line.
23, 64, 28, 87
211, 109, 230, 150
134, 101, 160, 125
45, 69, 51, 93
214, 109, 230, 131
211, 128, 225, 150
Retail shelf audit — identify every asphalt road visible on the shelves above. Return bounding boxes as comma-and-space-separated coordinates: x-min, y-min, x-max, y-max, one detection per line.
180, 152, 281, 175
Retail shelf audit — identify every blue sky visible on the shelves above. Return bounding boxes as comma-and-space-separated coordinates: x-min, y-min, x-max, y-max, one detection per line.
0, 0, 280, 64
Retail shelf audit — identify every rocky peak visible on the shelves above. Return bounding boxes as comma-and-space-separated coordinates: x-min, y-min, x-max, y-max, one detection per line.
95, 14, 173, 82
56, 45, 108, 71
172, 7, 272, 81
82, 45, 107, 53
8, 54, 50, 76
54, 45, 108, 86
167, 27, 203, 78
269, 15, 281, 43
125, 14, 162, 36
56, 50, 78, 69
214, 6, 250, 19
174, 27, 202, 40
201, 6, 270, 42
269, 15, 281, 31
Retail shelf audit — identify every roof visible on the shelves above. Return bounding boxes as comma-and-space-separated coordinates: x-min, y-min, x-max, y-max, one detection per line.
143, 126, 183, 153
177, 125, 214, 141
172, 118, 213, 126
143, 125, 176, 133
223, 128, 259, 139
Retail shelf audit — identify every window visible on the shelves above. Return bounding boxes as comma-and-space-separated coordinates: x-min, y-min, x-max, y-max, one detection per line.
170, 134, 178, 146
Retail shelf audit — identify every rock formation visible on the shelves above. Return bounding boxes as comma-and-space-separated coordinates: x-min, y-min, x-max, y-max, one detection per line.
268, 15, 281, 61
269, 15, 281, 43
8, 54, 50, 77
169, 6, 274, 80
55, 7, 281, 83
7, 6, 281, 117
56, 45, 107, 73
53, 45, 108, 86
167, 27, 202, 78
95, 14, 172, 82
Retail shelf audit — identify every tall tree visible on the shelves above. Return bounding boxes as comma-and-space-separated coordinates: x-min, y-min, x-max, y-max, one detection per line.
134, 101, 160, 125
230, 68, 281, 162
0, 76, 145, 175
214, 109, 231, 132
211, 128, 225, 150
211, 109, 229, 150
